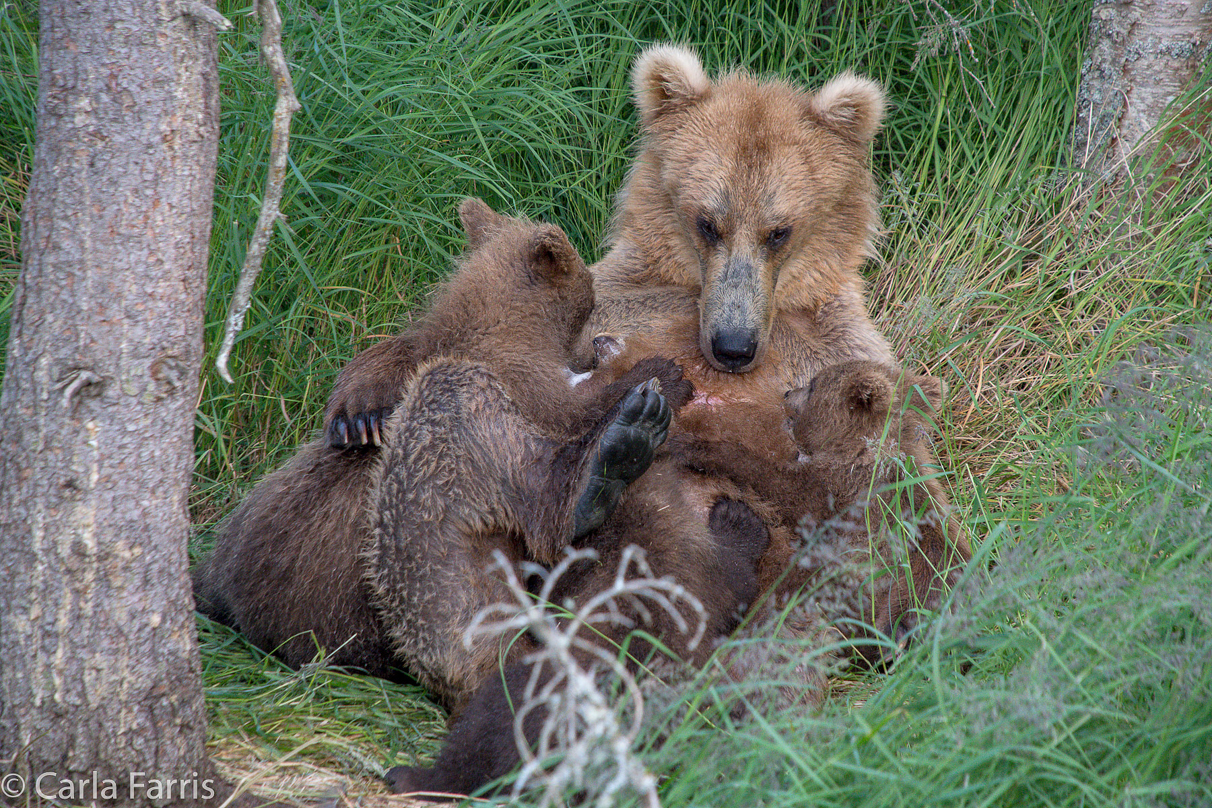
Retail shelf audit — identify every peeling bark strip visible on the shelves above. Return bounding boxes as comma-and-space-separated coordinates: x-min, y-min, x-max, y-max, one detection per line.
215, 0, 301, 383
0, 0, 219, 802
1073, 0, 1212, 182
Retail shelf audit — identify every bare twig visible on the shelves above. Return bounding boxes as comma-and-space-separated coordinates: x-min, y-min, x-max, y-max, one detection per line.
467, 547, 705, 808
215, 0, 301, 383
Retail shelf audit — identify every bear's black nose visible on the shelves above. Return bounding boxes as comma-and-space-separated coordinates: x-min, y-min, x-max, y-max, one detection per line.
711, 330, 758, 371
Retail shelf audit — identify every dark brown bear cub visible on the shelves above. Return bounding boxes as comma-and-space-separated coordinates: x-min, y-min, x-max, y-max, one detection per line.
678, 360, 971, 661
383, 496, 773, 801
194, 199, 686, 708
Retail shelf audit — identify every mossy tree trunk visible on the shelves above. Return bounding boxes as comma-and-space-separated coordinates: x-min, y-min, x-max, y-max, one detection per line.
1073, 0, 1212, 183
0, 1, 220, 804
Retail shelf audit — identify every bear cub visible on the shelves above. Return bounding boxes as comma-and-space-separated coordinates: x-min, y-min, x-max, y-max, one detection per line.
675, 360, 972, 662
383, 493, 774, 801
195, 199, 686, 708
360, 199, 781, 710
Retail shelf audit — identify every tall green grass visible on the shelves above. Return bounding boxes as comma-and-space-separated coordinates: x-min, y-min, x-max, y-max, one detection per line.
2, 0, 1209, 804
642, 335, 1212, 806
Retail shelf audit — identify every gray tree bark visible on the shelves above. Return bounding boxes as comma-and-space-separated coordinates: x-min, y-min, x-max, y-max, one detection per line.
0, 1, 220, 805
1073, 0, 1212, 183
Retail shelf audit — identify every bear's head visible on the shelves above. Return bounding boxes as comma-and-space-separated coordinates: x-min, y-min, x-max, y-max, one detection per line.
438, 197, 597, 374
625, 45, 885, 374
783, 360, 942, 460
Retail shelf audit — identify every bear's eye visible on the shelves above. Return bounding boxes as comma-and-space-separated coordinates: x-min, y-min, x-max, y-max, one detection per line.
697, 216, 721, 245
766, 226, 791, 250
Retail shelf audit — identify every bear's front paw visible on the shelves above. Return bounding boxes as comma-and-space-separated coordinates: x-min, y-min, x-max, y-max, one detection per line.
383, 764, 415, 794
626, 356, 695, 409
573, 378, 671, 537
385, 763, 466, 802
326, 405, 394, 449
708, 497, 770, 595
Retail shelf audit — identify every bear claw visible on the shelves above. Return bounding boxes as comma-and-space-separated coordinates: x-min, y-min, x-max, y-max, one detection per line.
328, 407, 391, 449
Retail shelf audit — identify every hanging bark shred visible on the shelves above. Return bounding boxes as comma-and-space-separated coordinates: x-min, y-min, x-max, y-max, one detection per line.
215, 0, 301, 383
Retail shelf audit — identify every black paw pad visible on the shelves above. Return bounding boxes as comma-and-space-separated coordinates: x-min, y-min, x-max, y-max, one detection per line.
573, 378, 671, 537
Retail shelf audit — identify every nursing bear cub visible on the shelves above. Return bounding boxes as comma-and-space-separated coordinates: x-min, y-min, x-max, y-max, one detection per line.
195, 199, 771, 710
677, 360, 970, 661
388, 360, 966, 799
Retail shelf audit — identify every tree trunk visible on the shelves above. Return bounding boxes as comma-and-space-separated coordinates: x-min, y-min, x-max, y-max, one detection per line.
0, 1, 219, 805
1072, 0, 1212, 183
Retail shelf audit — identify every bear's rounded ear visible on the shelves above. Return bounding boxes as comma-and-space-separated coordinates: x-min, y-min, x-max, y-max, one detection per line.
808, 72, 885, 145
632, 44, 712, 131
905, 375, 945, 414
459, 197, 506, 250
526, 225, 583, 283
847, 373, 893, 414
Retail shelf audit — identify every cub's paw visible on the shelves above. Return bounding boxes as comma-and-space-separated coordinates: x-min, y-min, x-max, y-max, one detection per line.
599, 377, 673, 479
385, 770, 438, 799
326, 405, 393, 449
573, 378, 671, 537
706, 498, 768, 629
708, 497, 770, 603
385, 764, 463, 802
384, 765, 417, 794
623, 356, 696, 410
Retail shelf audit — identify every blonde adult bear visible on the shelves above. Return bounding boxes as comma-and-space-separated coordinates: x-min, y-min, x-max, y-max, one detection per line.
324, 45, 894, 455
583, 44, 895, 459
320, 46, 968, 662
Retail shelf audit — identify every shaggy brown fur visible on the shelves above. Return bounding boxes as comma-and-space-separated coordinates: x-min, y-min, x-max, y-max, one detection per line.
359, 223, 792, 706
195, 200, 685, 703
364, 353, 690, 707
384, 495, 776, 800
674, 360, 972, 661
194, 441, 400, 678
370, 352, 794, 797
